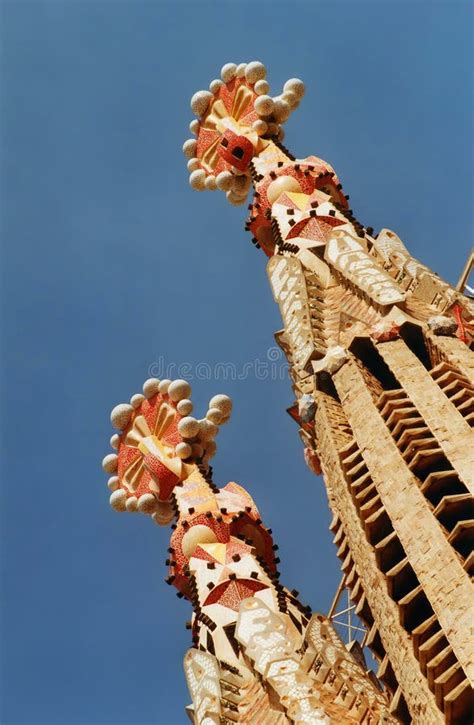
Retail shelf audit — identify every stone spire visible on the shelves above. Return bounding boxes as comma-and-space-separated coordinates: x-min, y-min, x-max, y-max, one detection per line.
185, 61, 474, 722
102, 376, 395, 723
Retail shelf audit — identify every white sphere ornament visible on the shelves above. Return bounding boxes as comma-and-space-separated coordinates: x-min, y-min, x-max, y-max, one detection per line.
236, 63, 247, 78
177, 399, 193, 416
205, 175, 217, 191
283, 78, 305, 99
282, 91, 297, 107
182, 139, 197, 158
130, 393, 145, 409
216, 171, 234, 191
142, 378, 160, 398
168, 379, 192, 402
232, 175, 250, 194
110, 434, 120, 450
126, 496, 138, 512
245, 61, 266, 84
189, 119, 200, 135
137, 493, 158, 514
226, 190, 246, 206
273, 99, 291, 123
206, 407, 222, 424
189, 169, 206, 191
209, 79, 223, 94
107, 476, 120, 491
209, 394, 232, 417
176, 442, 192, 460
254, 79, 270, 95
220, 63, 237, 83
152, 502, 175, 527
190, 90, 213, 117
254, 95, 274, 117
110, 489, 127, 511
158, 379, 171, 394
252, 119, 268, 137
178, 416, 200, 439
102, 453, 118, 473
198, 419, 218, 441
110, 403, 133, 430
187, 158, 200, 172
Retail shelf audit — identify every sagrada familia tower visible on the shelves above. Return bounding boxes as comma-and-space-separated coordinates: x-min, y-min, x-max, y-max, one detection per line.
102, 62, 474, 723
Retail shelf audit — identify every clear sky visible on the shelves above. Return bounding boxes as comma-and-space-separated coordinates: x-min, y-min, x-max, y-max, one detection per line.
1, 1, 472, 723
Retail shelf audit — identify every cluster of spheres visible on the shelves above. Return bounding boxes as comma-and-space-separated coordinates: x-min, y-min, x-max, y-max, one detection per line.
101, 378, 232, 520
183, 60, 305, 205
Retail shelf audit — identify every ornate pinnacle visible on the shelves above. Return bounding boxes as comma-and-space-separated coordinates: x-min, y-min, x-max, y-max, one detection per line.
102, 377, 232, 523
182, 61, 305, 205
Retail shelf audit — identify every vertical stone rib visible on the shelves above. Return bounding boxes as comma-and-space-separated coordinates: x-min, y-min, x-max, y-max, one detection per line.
333, 358, 474, 686
315, 397, 443, 723
377, 339, 474, 493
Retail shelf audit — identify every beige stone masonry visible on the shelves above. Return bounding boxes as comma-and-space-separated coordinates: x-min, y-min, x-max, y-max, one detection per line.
334, 358, 474, 685
377, 339, 474, 493
426, 332, 474, 385
315, 396, 443, 723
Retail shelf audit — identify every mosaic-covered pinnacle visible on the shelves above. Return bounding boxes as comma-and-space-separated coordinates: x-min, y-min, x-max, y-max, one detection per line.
184, 61, 305, 205
101, 377, 233, 523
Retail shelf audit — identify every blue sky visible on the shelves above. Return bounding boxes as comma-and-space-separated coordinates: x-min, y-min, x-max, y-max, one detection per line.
1, 1, 472, 723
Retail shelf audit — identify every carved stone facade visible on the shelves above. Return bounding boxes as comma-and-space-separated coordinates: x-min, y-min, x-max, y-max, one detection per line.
185, 61, 474, 722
